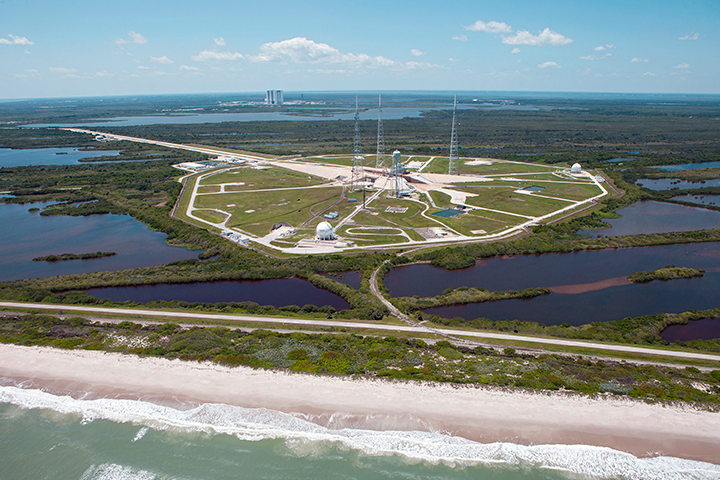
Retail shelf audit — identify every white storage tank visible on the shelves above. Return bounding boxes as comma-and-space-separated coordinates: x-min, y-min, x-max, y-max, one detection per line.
571, 163, 582, 174
316, 221, 335, 240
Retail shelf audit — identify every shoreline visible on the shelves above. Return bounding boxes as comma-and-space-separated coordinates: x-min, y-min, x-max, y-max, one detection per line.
2, 343, 719, 465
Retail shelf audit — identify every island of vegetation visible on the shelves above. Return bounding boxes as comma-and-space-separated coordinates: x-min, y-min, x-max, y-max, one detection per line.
32, 251, 117, 262
628, 265, 705, 283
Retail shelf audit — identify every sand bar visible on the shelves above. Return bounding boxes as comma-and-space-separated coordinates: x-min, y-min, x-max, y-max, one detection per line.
1, 343, 719, 464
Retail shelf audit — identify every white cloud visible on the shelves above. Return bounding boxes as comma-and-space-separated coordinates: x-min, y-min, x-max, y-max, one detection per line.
580, 53, 611, 60
594, 44, 616, 51
128, 31, 147, 44
151, 55, 173, 64
0, 34, 34, 45
679, 32, 700, 41
27, 69, 37, 73
23, 50, 31, 54
673, 63, 689, 69
511, 47, 521, 54
214, 37, 226, 46
137, 65, 150, 69
248, 37, 440, 70
180, 65, 200, 71
192, 50, 244, 61
465, 20, 512, 33
115, 38, 128, 46
451, 34, 467, 41
502, 28, 572, 46
538, 61, 560, 68
96, 70, 113, 77
448, 58, 461, 62
643, 72, 656, 76
631, 57, 649, 63
410, 49, 425, 56
155, 71, 167, 76
48, 67, 77, 74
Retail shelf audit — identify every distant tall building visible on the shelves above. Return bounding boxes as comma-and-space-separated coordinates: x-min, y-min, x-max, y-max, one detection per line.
266, 90, 283, 105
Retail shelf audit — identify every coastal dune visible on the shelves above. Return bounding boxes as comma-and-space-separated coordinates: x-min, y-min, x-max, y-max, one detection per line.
1, 343, 719, 465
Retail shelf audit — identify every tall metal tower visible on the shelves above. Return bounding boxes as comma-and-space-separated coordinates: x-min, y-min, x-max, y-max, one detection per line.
448, 94, 460, 175
375, 94, 386, 172
351, 96, 364, 191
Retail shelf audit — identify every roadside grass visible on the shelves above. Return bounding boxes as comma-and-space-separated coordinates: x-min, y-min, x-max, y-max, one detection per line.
192, 210, 227, 224
197, 185, 221, 193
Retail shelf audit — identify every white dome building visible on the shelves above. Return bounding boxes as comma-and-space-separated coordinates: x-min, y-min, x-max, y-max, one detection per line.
570, 163, 582, 174
315, 221, 335, 240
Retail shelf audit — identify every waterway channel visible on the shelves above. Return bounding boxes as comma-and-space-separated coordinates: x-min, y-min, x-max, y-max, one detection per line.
0, 148, 120, 168
385, 242, 720, 332
83, 278, 351, 310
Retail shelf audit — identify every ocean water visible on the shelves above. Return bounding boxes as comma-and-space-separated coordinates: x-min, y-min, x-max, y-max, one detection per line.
1, 384, 719, 480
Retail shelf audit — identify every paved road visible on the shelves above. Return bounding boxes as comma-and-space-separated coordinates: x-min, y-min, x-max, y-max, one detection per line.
3, 301, 720, 363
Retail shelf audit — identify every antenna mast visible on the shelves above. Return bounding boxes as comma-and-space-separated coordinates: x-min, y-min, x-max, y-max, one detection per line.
376, 94, 385, 172
351, 96, 364, 191
448, 94, 459, 175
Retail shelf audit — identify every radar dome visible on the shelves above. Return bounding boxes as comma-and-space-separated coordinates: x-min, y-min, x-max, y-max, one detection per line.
316, 221, 335, 240
571, 163, 582, 174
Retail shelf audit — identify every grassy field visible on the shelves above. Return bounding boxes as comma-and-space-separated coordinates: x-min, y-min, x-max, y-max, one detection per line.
464, 189, 573, 217
199, 166, 327, 189
195, 186, 343, 236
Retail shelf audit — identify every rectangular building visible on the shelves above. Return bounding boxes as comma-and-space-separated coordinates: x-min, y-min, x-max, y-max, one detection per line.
266, 90, 283, 105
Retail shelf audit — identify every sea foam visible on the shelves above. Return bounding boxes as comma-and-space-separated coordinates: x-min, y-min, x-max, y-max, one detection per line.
2, 384, 719, 480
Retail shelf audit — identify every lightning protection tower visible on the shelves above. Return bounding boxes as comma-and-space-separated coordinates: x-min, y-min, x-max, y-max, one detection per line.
448, 94, 460, 175
351, 96, 364, 191
375, 94, 386, 172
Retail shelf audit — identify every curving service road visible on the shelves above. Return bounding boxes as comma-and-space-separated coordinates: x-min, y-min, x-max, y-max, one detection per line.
2, 301, 719, 363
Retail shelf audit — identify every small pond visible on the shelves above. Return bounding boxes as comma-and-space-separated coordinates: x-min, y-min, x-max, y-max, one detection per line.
323, 271, 363, 290
660, 318, 720, 342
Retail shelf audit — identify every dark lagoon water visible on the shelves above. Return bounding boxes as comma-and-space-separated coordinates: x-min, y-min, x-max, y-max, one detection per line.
650, 161, 720, 171
323, 271, 363, 289
585, 201, 720, 237
84, 278, 351, 310
661, 317, 720, 342
637, 178, 720, 190
0, 202, 197, 281
671, 194, 720, 206
0, 148, 120, 168
385, 242, 720, 327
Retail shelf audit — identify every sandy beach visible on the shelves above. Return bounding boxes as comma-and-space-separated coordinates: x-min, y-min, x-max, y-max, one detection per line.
1, 343, 719, 464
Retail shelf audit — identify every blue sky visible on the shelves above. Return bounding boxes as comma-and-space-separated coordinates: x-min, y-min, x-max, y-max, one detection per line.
1, 0, 718, 99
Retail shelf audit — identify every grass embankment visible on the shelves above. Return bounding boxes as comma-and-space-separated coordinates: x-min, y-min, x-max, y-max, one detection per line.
628, 265, 705, 283
32, 252, 116, 262
392, 286, 550, 311
2, 313, 720, 404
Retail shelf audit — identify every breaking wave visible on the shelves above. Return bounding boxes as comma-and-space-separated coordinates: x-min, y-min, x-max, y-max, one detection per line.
2, 384, 719, 480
